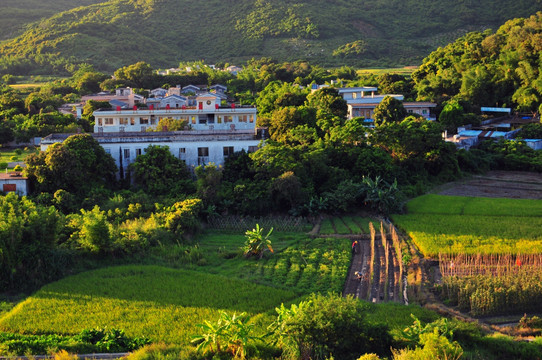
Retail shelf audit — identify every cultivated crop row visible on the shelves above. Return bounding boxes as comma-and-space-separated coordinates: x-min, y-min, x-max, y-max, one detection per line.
319, 216, 376, 235
207, 215, 310, 232
439, 253, 542, 316
254, 237, 350, 294
440, 270, 542, 316
392, 195, 542, 256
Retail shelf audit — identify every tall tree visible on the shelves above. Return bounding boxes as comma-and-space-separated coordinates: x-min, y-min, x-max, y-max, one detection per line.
25, 134, 117, 196
306, 87, 347, 119
114, 62, 156, 88
373, 96, 407, 126
130, 145, 193, 196
0, 193, 63, 292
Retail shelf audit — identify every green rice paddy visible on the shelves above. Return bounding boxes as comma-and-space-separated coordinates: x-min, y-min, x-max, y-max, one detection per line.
392, 195, 542, 256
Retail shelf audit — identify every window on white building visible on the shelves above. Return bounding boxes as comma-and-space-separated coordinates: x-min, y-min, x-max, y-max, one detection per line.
179, 148, 186, 160
97, 118, 103, 126
223, 146, 234, 157
198, 147, 209, 165
136, 149, 142, 157
104, 118, 114, 125
119, 117, 129, 125
123, 149, 130, 160
198, 147, 209, 157
140, 118, 149, 125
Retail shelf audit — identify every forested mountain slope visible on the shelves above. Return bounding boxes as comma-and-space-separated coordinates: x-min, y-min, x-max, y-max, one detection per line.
413, 12, 542, 113
0, 0, 540, 73
0, 0, 106, 41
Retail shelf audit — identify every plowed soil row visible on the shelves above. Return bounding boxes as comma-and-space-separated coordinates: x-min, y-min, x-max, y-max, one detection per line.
436, 171, 542, 199
344, 238, 402, 303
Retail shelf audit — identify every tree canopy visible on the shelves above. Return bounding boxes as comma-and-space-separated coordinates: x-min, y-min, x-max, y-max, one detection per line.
130, 145, 193, 196
24, 134, 117, 196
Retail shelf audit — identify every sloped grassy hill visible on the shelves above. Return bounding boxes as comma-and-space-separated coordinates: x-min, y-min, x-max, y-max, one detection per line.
0, 0, 540, 72
0, 0, 106, 41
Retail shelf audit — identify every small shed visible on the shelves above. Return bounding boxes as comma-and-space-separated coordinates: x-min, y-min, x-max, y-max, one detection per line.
0, 172, 28, 196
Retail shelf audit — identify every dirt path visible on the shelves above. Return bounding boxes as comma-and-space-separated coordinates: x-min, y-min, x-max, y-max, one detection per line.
343, 240, 370, 299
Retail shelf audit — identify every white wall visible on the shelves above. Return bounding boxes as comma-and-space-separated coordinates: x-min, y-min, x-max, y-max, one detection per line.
0, 178, 28, 196
102, 139, 261, 171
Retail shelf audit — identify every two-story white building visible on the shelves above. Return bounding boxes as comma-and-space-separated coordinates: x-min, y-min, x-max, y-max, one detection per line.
338, 87, 436, 121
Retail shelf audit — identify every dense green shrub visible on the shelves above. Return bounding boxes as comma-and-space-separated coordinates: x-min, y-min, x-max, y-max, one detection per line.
163, 198, 204, 236
0, 193, 68, 292
0, 328, 150, 356
270, 293, 392, 359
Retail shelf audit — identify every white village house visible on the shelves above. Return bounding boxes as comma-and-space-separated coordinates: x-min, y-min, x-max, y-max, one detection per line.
41, 93, 261, 177
338, 87, 436, 121
0, 172, 28, 196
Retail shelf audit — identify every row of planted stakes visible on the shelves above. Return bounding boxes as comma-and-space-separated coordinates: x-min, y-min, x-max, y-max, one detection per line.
363, 221, 407, 304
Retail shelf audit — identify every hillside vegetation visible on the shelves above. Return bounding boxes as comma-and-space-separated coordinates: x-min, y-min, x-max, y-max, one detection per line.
0, 0, 106, 41
0, 0, 540, 73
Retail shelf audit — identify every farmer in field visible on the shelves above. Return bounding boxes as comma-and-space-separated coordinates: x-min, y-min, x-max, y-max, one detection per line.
352, 240, 358, 254
354, 271, 363, 281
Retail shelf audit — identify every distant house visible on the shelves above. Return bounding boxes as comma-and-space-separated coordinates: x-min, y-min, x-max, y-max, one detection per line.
92, 93, 256, 133
338, 87, 378, 100
109, 99, 130, 110
338, 87, 435, 121
226, 66, 242, 75
404, 102, 437, 121
58, 103, 78, 117
167, 85, 183, 96
150, 88, 168, 97
310, 84, 330, 92
159, 95, 188, 109
180, 85, 208, 95
80, 87, 144, 109
210, 84, 227, 93
0, 172, 28, 196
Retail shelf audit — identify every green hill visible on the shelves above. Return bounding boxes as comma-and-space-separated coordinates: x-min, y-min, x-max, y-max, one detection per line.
0, 0, 106, 41
0, 0, 540, 73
